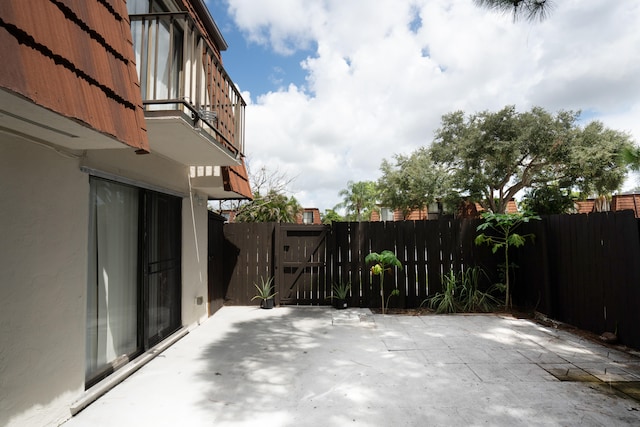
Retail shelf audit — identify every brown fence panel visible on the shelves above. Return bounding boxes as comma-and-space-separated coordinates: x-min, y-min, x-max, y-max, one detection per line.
515, 211, 640, 349
222, 222, 275, 305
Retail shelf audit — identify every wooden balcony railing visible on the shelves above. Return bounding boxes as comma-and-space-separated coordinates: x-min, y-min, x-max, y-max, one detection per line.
130, 12, 245, 156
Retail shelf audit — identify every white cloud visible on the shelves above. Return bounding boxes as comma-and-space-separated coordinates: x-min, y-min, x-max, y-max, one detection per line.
229, 0, 640, 212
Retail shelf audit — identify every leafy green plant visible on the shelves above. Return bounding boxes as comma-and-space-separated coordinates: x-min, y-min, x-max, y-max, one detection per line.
424, 267, 499, 314
365, 250, 402, 314
331, 282, 351, 300
251, 276, 277, 302
386, 289, 400, 313
475, 211, 540, 309
459, 266, 500, 312
426, 270, 459, 314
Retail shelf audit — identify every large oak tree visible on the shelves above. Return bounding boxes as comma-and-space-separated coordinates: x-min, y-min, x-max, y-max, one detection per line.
430, 106, 633, 213
377, 148, 448, 218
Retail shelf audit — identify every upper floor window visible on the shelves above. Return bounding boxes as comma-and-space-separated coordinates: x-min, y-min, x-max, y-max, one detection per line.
303, 211, 314, 224
380, 207, 394, 222
129, 0, 184, 105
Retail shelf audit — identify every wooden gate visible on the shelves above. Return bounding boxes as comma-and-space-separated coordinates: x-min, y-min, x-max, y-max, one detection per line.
275, 224, 329, 305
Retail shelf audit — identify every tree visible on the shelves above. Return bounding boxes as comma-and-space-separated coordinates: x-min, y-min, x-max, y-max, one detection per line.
234, 190, 301, 222
214, 163, 302, 223
475, 211, 540, 309
321, 208, 343, 224
622, 146, 640, 171
336, 181, 380, 221
520, 184, 576, 215
430, 106, 633, 213
474, 0, 554, 22
377, 148, 448, 218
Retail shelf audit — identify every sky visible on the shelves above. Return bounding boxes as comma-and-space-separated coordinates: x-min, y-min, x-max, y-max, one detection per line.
205, 0, 640, 213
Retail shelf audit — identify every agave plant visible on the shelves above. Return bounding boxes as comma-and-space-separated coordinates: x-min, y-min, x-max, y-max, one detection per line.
331, 282, 351, 300
365, 250, 402, 315
251, 276, 277, 308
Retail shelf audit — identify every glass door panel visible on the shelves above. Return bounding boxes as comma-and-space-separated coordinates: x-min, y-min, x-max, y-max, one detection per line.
86, 179, 140, 385
144, 192, 181, 347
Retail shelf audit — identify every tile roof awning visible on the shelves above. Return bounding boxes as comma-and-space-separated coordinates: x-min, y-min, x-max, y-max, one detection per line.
222, 160, 253, 200
189, 158, 252, 200
0, 0, 149, 152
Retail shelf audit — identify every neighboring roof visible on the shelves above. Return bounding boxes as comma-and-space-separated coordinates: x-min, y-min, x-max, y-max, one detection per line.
610, 194, 640, 218
221, 158, 253, 200
0, 0, 148, 151
371, 207, 430, 221
296, 208, 322, 224
575, 200, 596, 215
403, 208, 429, 221
475, 200, 519, 215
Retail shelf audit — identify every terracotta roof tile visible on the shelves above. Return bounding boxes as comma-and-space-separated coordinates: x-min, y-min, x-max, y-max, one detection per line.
612, 194, 640, 218
0, 0, 148, 151
222, 158, 253, 200
575, 200, 595, 214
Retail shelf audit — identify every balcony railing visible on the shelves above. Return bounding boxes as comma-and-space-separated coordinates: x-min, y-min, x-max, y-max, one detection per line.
130, 12, 245, 157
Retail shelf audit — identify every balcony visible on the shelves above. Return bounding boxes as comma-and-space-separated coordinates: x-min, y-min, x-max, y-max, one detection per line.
130, 12, 245, 167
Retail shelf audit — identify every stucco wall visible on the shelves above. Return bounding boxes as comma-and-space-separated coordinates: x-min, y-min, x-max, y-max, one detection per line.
0, 141, 211, 426
0, 136, 88, 427
182, 194, 210, 326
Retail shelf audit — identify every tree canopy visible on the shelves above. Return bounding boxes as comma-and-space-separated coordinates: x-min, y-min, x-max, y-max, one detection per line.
233, 190, 301, 223
429, 106, 633, 213
377, 148, 447, 218
474, 0, 553, 22
321, 208, 344, 224
230, 165, 302, 223
520, 184, 576, 215
336, 180, 380, 221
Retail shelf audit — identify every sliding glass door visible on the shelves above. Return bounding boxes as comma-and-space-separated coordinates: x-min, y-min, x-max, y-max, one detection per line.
143, 192, 181, 347
86, 177, 181, 387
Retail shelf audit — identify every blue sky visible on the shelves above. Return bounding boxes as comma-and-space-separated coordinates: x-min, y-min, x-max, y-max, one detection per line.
207, 0, 310, 97
204, 0, 640, 213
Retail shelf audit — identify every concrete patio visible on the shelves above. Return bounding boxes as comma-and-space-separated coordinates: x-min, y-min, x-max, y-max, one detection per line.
63, 306, 640, 426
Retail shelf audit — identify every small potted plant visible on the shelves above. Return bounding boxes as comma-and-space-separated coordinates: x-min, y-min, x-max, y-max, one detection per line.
251, 276, 277, 309
331, 282, 351, 309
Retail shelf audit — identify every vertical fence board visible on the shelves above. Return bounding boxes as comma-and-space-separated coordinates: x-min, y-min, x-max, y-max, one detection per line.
403, 222, 419, 307
414, 221, 429, 298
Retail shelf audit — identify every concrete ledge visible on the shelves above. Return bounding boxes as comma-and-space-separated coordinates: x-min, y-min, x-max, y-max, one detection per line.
70, 328, 189, 416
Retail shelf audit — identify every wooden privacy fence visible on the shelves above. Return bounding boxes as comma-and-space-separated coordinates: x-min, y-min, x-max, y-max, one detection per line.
217, 211, 640, 349
221, 218, 495, 308
512, 210, 640, 349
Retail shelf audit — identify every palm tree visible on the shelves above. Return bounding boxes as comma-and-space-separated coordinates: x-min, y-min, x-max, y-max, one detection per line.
337, 181, 379, 221
622, 146, 640, 171
474, 0, 553, 22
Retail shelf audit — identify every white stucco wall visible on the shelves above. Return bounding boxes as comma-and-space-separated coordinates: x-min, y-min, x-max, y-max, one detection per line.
182, 193, 210, 327
0, 136, 88, 427
0, 141, 211, 426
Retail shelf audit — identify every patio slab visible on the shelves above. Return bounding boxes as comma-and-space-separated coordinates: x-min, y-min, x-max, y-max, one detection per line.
63, 307, 640, 426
